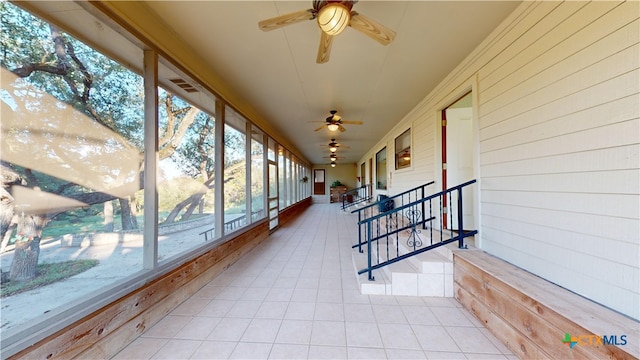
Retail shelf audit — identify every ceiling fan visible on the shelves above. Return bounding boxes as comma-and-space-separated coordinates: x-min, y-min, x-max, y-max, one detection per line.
258, 1, 396, 63
323, 151, 345, 162
321, 138, 350, 152
312, 110, 363, 132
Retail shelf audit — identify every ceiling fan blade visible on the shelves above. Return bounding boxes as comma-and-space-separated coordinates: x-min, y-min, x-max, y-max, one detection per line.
316, 31, 334, 64
314, 124, 326, 131
349, 12, 396, 45
338, 124, 347, 132
341, 120, 363, 125
258, 9, 315, 31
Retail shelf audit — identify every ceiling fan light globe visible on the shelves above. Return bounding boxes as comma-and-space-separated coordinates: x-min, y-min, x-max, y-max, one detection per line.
331, 161, 336, 167
317, 3, 350, 36
329, 146, 338, 152
327, 123, 340, 131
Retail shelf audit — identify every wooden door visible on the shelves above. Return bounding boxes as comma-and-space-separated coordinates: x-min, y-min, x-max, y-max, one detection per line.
313, 169, 325, 195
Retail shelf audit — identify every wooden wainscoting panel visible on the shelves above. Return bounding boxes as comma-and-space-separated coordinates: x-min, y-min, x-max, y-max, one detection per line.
454, 249, 638, 360
279, 197, 311, 226
455, 285, 544, 359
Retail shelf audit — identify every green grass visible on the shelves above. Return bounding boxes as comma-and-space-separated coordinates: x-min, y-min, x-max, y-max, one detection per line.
1, 259, 99, 297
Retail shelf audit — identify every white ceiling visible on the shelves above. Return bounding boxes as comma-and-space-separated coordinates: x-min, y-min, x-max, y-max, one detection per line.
144, 1, 520, 165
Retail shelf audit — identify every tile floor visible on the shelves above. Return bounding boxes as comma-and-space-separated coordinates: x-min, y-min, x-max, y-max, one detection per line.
113, 204, 515, 359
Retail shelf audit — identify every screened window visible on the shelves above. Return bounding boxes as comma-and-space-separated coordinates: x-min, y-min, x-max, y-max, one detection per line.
395, 128, 411, 169
223, 106, 247, 232
156, 61, 219, 259
376, 147, 387, 190
278, 145, 286, 209
251, 125, 265, 222
0, 1, 144, 332
0, 2, 309, 355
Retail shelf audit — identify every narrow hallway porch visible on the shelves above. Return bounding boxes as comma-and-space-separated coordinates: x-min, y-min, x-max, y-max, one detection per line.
113, 203, 514, 359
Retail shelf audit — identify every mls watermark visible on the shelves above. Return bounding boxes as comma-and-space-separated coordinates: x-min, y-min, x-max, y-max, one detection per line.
563, 333, 628, 349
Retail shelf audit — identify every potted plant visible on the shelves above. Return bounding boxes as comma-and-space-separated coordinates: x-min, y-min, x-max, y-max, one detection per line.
331, 180, 343, 188
301, 176, 308, 183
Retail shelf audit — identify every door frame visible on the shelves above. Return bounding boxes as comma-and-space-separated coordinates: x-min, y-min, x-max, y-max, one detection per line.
267, 160, 279, 231
313, 168, 326, 195
441, 90, 474, 230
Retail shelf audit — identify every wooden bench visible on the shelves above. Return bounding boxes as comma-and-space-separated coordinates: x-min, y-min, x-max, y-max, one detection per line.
453, 249, 639, 359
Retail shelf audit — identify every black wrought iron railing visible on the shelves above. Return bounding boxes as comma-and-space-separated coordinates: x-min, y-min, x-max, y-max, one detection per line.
341, 184, 372, 210
351, 181, 435, 252
355, 180, 477, 281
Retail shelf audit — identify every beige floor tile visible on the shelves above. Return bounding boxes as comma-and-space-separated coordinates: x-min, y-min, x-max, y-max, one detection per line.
229, 342, 272, 359
284, 301, 316, 320
265, 287, 294, 302
269, 343, 309, 359
372, 304, 409, 324
310, 320, 347, 346
385, 348, 427, 359
207, 318, 251, 341
446, 326, 501, 354
307, 345, 347, 359
412, 325, 461, 353
226, 300, 263, 318
345, 322, 384, 348
198, 299, 235, 317
424, 350, 467, 359
347, 347, 388, 359
275, 319, 313, 345
142, 315, 191, 338
255, 301, 289, 319
343, 303, 376, 323
111, 337, 168, 359
171, 298, 212, 316
314, 302, 345, 321
174, 316, 221, 340
401, 305, 440, 326
241, 318, 282, 343
190, 340, 237, 360
240, 286, 271, 301
150, 339, 201, 359
215, 286, 247, 300
431, 307, 475, 327
115, 204, 513, 360
378, 323, 422, 350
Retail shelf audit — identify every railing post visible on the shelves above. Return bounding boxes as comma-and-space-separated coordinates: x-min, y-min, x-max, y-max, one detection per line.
421, 185, 426, 229
457, 186, 464, 249
357, 211, 363, 253
366, 221, 374, 281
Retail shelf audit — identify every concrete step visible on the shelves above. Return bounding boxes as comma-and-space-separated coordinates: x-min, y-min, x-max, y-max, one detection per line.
352, 233, 455, 297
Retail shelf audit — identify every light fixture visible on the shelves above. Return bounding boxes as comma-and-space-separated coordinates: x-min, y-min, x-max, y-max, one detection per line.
402, 150, 411, 161
329, 144, 338, 152
317, 3, 351, 36
327, 122, 340, 132
330, 153, 337, 162
331, 161, 336, 167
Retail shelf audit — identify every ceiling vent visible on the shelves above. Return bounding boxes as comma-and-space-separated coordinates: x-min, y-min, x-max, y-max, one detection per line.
169, 78, 199, 93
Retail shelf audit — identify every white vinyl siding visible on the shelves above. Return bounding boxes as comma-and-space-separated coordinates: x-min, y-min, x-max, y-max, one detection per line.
360, 0, 639, 319
478, 0, 639, 320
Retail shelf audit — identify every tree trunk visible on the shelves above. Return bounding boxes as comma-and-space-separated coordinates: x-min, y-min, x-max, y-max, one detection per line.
119, 197, 138, 230
9, 214, 45, 282
164, 193, 203, 223
104, 200, 114, 232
